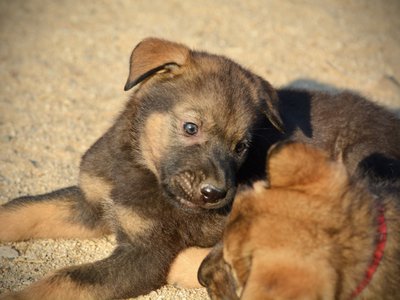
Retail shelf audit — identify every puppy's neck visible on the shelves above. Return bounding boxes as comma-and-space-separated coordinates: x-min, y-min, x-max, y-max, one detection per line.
349, 204, 387, 299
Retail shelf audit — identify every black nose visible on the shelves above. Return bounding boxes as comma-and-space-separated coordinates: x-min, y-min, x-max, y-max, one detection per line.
200, 184, 227, 203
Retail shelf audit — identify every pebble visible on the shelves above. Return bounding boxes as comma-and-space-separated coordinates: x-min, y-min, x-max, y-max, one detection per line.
0, 246, 20, 258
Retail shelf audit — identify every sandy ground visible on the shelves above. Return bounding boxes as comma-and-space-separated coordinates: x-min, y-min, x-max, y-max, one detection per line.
0, 0, 399, 298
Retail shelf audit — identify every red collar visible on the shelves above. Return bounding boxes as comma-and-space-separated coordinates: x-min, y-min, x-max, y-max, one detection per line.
350, 205, 387, 299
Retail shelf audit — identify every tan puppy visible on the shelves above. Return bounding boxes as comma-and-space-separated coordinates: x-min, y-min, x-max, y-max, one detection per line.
199, 142, 400, 300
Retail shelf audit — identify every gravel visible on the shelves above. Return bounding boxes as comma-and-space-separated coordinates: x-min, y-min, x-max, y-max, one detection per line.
1, 0, 399, 298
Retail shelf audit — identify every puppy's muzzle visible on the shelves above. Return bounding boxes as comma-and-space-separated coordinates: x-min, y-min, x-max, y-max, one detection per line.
168, 171, 233, 210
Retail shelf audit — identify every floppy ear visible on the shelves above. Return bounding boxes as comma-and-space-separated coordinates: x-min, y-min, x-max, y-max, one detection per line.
266, 142, 345, 191
259, 78, 284, 133
255, 75, 284, 133
198, 242, 239, 300
124, 37, 190, 91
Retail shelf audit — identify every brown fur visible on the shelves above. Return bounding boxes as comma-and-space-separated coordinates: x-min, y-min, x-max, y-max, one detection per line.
199, 142, 400, 299
138, 112, 171, 176
1, 274, 99, 300
0, 38, 283, 299
112, 204, 155, 238
79, 172, 113, 205
0, 193, 108, 241
167, 247, 211, 288
124, 38, 189, 91
1, 37, 400, 298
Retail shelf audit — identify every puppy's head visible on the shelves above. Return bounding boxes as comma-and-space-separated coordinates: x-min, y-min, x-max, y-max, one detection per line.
124, 38, 284, 212
201, 142, 347, 299
198, 242, 239, 300
266, 141, 348, 196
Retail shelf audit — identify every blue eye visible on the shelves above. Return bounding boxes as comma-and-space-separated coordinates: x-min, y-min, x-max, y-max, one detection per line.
183, 122, 198, 135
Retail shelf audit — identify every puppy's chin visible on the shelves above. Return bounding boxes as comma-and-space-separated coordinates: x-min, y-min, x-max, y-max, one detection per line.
162, 189, 232, 213
200, 197, 233, 210
160, 178, 234, 212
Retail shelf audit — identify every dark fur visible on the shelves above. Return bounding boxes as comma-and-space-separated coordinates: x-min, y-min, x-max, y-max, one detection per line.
278, 89, 400, 179
1, 38, 400, 299
0, 38, 283, 299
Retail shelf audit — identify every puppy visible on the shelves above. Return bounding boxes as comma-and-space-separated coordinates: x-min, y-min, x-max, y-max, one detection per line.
199, 142, 400, 299
0, 38, 283, 299
183, 65, 400, 295
1, 37, 400, 299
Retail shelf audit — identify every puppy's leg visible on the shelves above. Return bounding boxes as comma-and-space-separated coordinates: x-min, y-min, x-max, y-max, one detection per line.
1, 244, 174, 300
0, 272, 98, 300
0, 186, 110, 241
167, 247, 211, 288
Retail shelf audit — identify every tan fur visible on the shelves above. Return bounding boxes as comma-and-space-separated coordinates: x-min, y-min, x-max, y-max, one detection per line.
139, 112, 171, 176
201, 142, 400, 299
125, 38, 189, 90
79, 172, 113, 204
0, 273, 99, 300
167, 247, 211, 288
240, 252, 336, 300
267, 142, 348, 194
0, 202, 104, 241
113, 204, 155, 238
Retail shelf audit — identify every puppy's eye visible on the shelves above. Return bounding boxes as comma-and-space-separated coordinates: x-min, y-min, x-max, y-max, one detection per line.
183, 122, 198, 136
235, 141, 249, 155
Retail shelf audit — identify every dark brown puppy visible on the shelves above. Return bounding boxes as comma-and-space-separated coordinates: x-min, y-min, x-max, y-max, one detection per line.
276, 89, 400, 181
0, 38, 283, 299
199, 142, 400, 300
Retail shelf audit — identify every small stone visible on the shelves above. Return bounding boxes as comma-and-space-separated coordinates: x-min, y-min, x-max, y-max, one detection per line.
0, 246, 20, 258
29, 160, 39, 168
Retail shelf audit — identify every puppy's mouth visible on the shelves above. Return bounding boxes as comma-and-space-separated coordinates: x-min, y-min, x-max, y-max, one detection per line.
173, 193, 233, 211
176, 196, 199, 209
163, 171, 233, 211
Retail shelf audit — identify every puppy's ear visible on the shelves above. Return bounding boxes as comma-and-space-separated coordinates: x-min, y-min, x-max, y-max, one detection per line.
198, 242, 239, 300
124, 37, 190, 91
267, 142, 345, 191
258, 78, 284, 133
